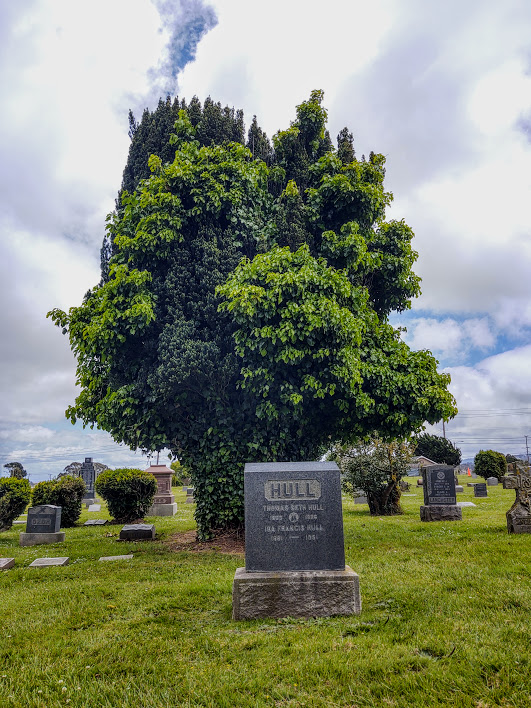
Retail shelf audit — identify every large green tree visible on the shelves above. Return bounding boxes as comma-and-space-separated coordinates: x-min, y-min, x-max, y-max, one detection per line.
414, 433, 461, 466
3, 462, 27, 479
49, 90, 456, 539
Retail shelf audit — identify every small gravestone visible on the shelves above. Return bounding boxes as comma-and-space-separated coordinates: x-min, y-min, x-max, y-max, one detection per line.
146, 464, 177, 516
420, 465, 462, 522
471, 472, 477, 478
232, 461, 361, 620
502, 463, 531, 533
186, 487, 195, 504
0, 558, 15, 570
416, 478, 423, 486
99, 554, 133, 562
84, 519, 108, 526
119, 523, 155, 540
87, 504, 101, 512
29, 557, 69, 567
80, 457, 97, 504
474, 483, 488, 498
455, 485, 464, 493
457, 501, 476, 507
354, 490, 368, 504
20, 505, 65, 546
487, 477, 498, 486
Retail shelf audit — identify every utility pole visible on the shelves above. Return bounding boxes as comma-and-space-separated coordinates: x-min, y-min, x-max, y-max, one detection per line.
442, 420, 446, 439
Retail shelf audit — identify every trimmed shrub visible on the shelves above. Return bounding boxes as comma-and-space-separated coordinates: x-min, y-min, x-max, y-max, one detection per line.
95, 468, 156, 523
31, 476, 86, 527
474, 450, 507, 481
0, 477, 31, 531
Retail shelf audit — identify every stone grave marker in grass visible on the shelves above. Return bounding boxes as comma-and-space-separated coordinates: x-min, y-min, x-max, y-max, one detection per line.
487, 477, 499, 486
0, 558, 15, 570
503, 464, 531, 534
232, 461, 361, 620
474, 483, 488, 498
84, 519, 108, 526
87, 504, 101, 512
420, 465, 462, 522
146, 464, 177, 516
119, 523, 155, 540
29, 557, 69, 567
80, 457, 97, 505
19, 505, 66, 546
99, 554, 134, 562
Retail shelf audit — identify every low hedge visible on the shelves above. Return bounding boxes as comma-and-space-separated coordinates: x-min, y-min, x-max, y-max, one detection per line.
95, 468, 156, 523
32, 475, 86, 527
0, 477, 31, 531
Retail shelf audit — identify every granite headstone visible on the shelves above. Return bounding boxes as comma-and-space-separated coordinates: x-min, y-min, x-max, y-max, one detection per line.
502, 463, 531, 533
420, 465, 462, 522
473, 483, 488, 497
26, 505, 61, 533
232, 461, 361, 620
80, 457, 97, 502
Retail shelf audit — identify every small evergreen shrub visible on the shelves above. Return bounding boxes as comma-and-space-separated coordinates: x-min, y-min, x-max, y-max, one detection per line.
0, 477, 31, 531
474, 450, 507, 481
95, 468, 156, 522
31, 476, 86, 527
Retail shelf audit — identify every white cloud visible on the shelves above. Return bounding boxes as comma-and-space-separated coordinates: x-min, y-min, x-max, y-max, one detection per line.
402, 316, 496, 364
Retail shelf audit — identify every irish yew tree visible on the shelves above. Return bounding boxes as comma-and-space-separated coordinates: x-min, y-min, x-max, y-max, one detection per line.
49, 91, 456, 539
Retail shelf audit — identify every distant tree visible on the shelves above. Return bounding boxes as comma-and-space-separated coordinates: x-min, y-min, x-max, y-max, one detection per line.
331, 437, 414, 515
474, 450, 507, 481
57, 461, 109, 479
246, 115, 273, 164
414, 434, 461, 466
3, 462, 27, 479
505, 454, 519, 463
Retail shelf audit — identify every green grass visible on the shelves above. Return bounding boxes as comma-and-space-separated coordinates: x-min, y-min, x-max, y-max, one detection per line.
1, 481, 530, 708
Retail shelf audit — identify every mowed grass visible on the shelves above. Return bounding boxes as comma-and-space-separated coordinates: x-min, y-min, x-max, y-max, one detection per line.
1, 480, 530, 708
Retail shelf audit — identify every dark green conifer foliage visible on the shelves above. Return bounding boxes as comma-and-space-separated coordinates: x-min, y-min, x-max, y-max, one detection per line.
337, 126, 355, 164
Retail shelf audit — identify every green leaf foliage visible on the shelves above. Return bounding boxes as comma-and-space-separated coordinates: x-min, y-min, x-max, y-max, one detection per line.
31, 475, 86, 527
474, 450, 507, 481
330, 437, 414, 515
95, 468, 156, 523
0, 477, 31, 531
49, 90, 456, 539
414, 433, 461, 466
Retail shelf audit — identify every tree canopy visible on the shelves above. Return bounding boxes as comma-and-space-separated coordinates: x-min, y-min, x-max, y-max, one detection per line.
49, 90, 456, 539
474, 449, 507, 481
3, 462, 27, 479
414, 433, 461, 466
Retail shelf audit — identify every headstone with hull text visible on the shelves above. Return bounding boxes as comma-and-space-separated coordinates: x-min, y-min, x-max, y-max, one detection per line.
232, 461, 361, 620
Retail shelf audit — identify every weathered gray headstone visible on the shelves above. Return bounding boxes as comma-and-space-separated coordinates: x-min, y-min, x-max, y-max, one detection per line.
19, 505, 66, 546
473, 483, 488, 497
0, 558, 15, 570
232, 461, 361, 620
87, 504, 101, 512
119, 523, 155, 540
29, 557, 69, 567
455, 485, 464, 493
503, 464, 531, 533
487, 477, 498, 486
420, 465, 462, 522
99, 554, 134, 562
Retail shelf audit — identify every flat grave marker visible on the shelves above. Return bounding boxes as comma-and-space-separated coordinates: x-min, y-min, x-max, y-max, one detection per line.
0, 558, 15, 570
119, 523, 155, 540
99, 554, 134, 562
29, 557, 69, 567
84, 519, 108, 526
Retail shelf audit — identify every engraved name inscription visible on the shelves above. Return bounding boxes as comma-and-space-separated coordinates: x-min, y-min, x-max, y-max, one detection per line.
264, 479, 321, 501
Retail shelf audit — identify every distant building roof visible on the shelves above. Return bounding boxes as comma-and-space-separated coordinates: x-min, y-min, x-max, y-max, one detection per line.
409, 455, 438, 467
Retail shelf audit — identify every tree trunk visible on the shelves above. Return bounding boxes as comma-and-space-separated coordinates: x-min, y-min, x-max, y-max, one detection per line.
367, 483, 403, 516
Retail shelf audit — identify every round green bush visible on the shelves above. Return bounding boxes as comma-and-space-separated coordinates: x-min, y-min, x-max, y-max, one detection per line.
32, 476, 86, 527
0, 477, 31, 531
474, 449, 507, 481
95, 468, 156, 523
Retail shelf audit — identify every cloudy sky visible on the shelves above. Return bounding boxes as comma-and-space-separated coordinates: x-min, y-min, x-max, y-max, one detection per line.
1, 0, 531, 482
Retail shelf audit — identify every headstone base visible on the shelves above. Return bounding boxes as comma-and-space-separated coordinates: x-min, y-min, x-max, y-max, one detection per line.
19, 532, 66, 546
232, 566, 361, 620
506, 507, 531, 534
148, 502, 177, 516
119, 524, 155, 540
420, 505, 462, 522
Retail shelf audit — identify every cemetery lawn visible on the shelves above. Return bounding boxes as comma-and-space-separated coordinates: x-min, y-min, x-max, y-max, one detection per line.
1, 480, 530, 708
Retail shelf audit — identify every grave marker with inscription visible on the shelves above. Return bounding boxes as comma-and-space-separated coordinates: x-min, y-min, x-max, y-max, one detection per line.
80, 457, 97, 504
502, 463, 531, 534
146, 464, 177, 516
19, 505, 66, 546
420, 465, 462, 522
232, 461, 361, 620
473, 483, 488, 497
